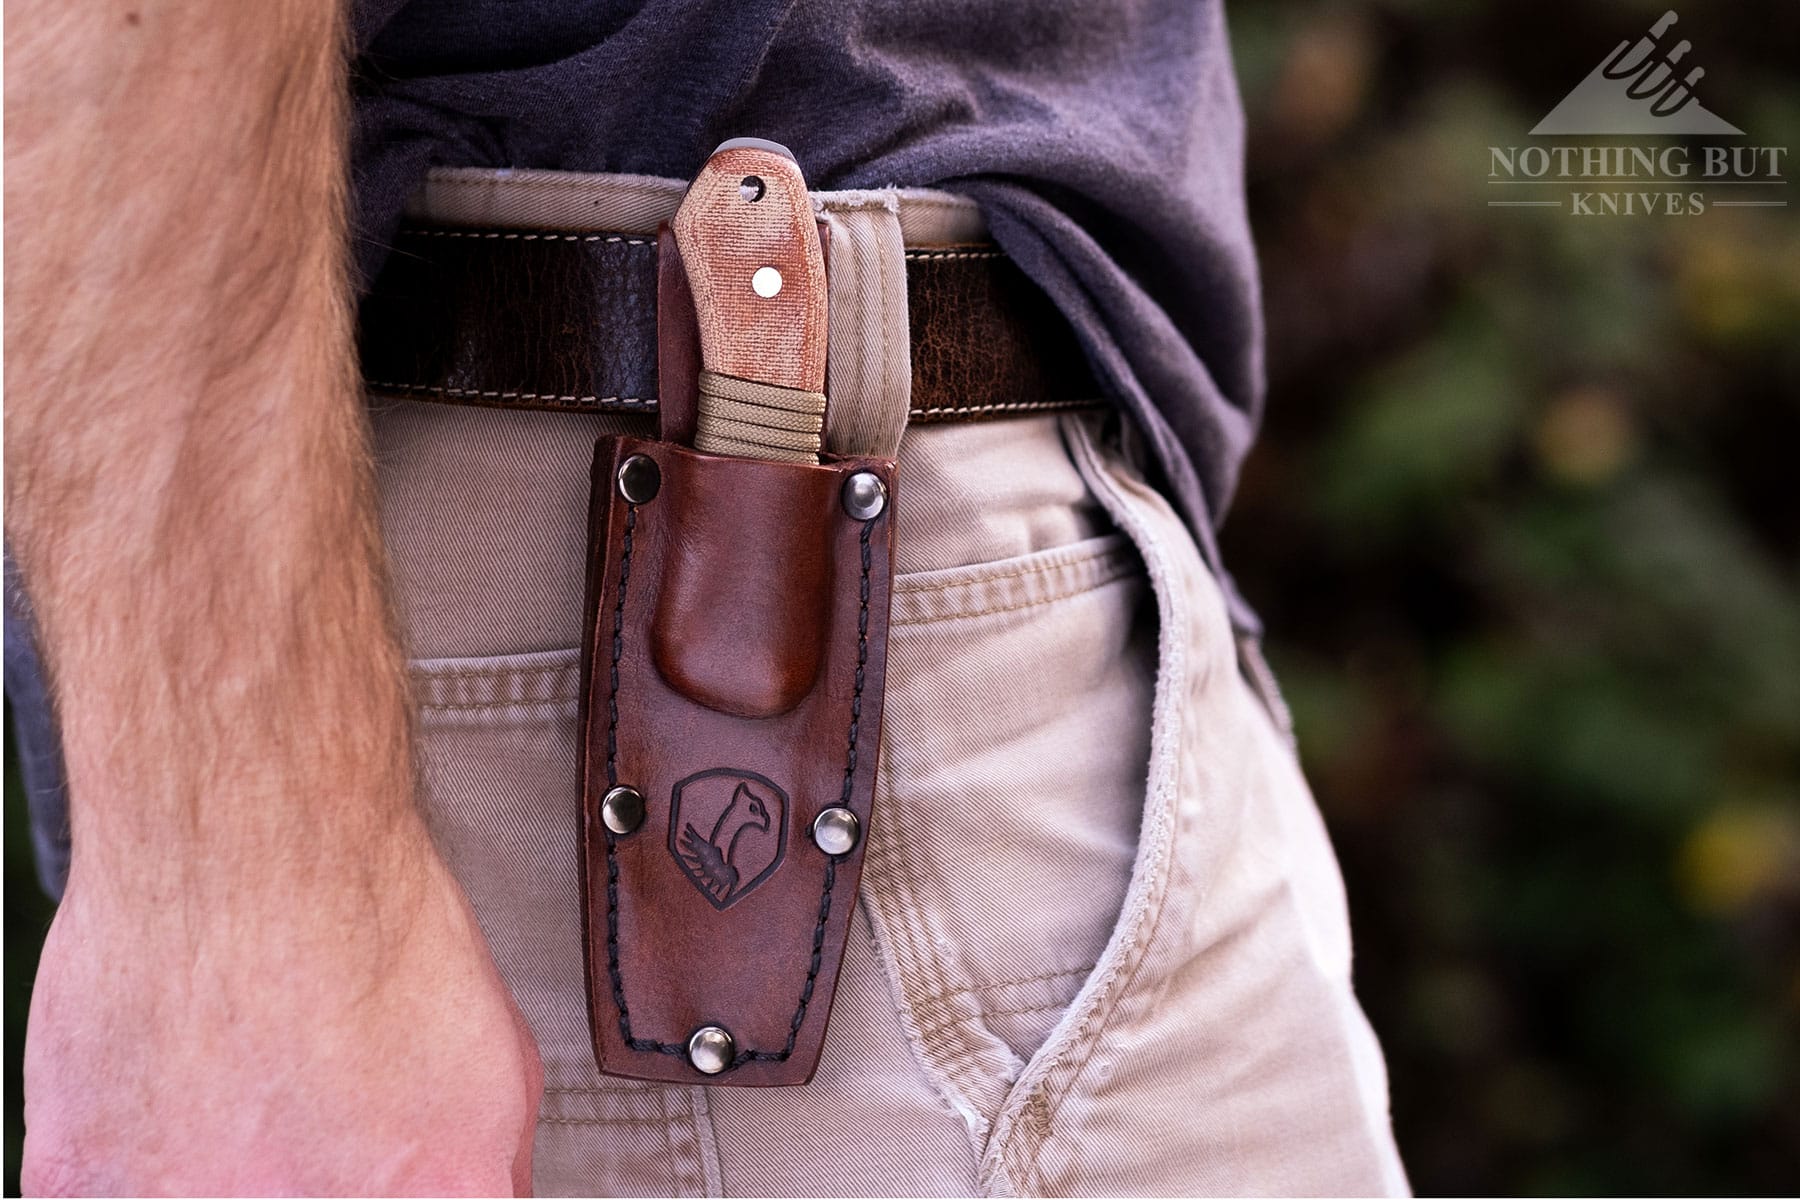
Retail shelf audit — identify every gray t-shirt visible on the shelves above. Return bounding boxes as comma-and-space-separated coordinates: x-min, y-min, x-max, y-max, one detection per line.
351, 0, 1267, 629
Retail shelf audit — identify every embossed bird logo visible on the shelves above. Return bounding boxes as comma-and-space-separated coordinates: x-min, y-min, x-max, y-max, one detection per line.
676, 781, 777, 905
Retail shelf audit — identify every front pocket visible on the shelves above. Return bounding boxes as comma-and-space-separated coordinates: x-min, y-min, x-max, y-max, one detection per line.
862, 519, 1158, 1083
410, 648, 723, 1196
407, 648, 590, 1079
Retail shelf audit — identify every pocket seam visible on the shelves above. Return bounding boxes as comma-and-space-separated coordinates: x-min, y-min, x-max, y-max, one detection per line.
416, 696, 580, 713
980, 415, 1200, 1193
918, 998, 1086, 1040
892, 534, 1129, 595
910, 963, 1097, 1006
891, 534, 1140, 627
410, 647, 581, 712
892, 572, 1139, 628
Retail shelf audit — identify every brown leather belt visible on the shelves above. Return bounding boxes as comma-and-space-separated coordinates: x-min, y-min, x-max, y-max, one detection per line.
359, 225, 1103, 423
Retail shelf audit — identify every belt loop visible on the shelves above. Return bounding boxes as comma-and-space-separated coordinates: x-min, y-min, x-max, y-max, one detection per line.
820, 193, 911, 459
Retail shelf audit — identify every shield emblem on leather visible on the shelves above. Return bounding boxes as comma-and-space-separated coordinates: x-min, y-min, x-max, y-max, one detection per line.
668, 768, 789, 909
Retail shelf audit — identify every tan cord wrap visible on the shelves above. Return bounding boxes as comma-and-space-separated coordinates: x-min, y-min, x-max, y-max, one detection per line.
695, 370, 828, 464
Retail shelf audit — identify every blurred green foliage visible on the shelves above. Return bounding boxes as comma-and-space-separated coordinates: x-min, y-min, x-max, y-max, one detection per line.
1224, 0, 1799, 1192
6, 1, 1797, 1195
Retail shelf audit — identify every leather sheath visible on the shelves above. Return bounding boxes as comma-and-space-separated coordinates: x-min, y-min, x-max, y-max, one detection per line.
580, 436, 894, 1085
579, 157, 894, 1085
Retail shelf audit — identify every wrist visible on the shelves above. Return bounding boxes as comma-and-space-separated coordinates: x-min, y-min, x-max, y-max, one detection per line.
64, 787, 438, 935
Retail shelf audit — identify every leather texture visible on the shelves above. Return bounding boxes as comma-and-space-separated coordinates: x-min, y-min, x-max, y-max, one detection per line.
359, 228, 1101, 423
655, 226, 701, 446
580, 435, 896, 1085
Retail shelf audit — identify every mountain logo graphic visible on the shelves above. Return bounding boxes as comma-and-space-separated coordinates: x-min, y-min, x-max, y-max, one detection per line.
1531, 11, 1744, 136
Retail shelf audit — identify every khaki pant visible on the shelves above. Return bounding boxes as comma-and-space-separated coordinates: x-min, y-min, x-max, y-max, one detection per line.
371, 173, 1408, 1197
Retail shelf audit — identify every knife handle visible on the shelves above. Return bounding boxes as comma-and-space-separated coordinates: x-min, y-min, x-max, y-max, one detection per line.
671, 142, 827, 394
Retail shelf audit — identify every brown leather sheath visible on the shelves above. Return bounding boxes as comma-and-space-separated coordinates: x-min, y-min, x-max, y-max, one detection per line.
579, 144, 894, 1086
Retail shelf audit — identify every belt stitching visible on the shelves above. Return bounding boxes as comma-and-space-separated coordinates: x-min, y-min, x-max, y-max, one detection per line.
392, 226, 1000, 261
365, 381, 1097, 419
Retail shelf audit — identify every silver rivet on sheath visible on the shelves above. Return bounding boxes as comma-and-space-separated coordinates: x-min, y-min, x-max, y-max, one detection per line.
811, 807, 862, 856
601, 785, 646, 835
617, 454, 661, 503
841, 471, 887, 521
687, 1025, 735, 1075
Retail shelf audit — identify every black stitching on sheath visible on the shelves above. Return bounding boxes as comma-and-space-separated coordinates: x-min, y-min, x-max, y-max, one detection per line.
603, 504, 669, 1053
732, 518, 873, 1066
603, 490, 880, 1069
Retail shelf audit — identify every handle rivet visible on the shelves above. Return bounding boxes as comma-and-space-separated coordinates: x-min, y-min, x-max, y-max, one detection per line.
752, 266, 784, 298
842, 471, 887, 521
688, 1025, 735, 1075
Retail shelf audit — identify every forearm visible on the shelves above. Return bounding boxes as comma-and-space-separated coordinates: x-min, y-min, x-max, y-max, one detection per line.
4, 1, 422, 904
6, 9, 543, 1191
